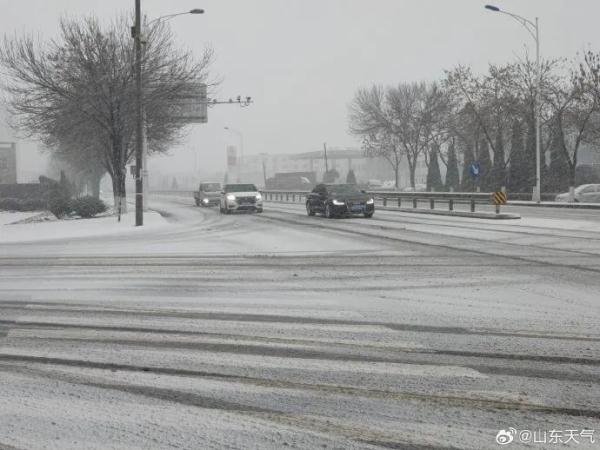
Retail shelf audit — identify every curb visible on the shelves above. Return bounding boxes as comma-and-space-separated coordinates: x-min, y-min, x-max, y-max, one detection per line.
264, 201, 521, 220
508, 201, 600, 210
379, 207, 521, 220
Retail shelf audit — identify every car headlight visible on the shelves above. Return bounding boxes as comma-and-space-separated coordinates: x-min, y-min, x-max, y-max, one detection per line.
332, 199, 345, 206
366, 198, 374, 205
256, 193, 262, 201
226, 194, 236, 201
202, 198, 209, 203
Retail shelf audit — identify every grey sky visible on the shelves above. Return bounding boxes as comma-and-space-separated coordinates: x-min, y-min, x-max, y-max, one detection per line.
2, 0, 600, 176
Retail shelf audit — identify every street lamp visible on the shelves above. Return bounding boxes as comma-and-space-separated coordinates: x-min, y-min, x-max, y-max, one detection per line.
485, 4, 541, 203
224, 126, 244, 182
147, 9, 204, 27
133, 3, 204, 225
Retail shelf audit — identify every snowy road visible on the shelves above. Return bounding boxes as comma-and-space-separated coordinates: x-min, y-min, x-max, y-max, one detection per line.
1, 196, 599, 449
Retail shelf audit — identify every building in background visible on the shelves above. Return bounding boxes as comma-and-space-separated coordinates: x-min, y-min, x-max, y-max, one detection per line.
2, 105, 49, 183
237, 147, 427, 189
0, 142, 17, 184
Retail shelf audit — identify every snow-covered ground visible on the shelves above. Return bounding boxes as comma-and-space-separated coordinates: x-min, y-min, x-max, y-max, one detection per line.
1, 195, 599, 449
0, 211, 41, 226
0, 210, 167, 244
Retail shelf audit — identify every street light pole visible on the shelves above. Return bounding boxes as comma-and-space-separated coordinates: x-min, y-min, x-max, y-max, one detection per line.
134, 0, 143, 225
485, 5, 541, 202
136, 8, 204, 217
535, 16, 541, 203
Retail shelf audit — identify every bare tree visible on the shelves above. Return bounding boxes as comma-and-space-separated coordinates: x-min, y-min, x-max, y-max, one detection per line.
444, 59, 561, 191
349, 85, 387, 136
0, 14, 214, 212
386, 82, 448, 188
362, 131, 404, 189
349, 82, 448, 189
349, 86, 405, 189
576, 50, 600, 149
444, 65, 513, 188
548, 57, 600, 193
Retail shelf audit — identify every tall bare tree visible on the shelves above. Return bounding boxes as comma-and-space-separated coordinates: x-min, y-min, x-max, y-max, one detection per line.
349, 85, 405, 188
548, 56, 600, 192
444, 65, 513, 189
386, 82, 448, 188
0, 14, 214, 211
350, 82, 449, 189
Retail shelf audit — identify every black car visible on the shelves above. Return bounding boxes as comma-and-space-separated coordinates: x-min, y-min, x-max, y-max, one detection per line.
306, 184, 374, 218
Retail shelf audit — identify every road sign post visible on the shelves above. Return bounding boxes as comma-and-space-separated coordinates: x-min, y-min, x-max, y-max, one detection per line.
469, 162, 481, 192
492, 191, 507, 214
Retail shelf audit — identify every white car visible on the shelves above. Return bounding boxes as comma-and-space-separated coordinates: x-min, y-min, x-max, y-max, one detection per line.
219, 183, 263, 214
555, 184, 600, 203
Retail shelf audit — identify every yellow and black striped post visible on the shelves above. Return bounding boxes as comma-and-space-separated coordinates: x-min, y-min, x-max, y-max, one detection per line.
492, 191, 508, 214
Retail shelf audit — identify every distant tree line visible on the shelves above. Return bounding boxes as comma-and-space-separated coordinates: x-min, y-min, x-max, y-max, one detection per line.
349, 52, 600, 193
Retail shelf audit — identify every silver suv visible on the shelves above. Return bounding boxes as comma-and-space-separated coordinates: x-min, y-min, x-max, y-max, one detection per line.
219, 183, 263, 214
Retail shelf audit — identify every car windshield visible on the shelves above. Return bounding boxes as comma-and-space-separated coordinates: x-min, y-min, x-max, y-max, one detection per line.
327, 184, 361, 195
225, 184, 258, 193
201, 183, 221, 192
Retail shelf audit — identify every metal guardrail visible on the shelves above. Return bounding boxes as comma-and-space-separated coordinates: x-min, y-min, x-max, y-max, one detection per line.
368, 190, 494, 213
261, 190, 311, 203
151, 190, 194, 196
261, 189, 502, 213
151, 189, 599, 212
507, 192, 560, 202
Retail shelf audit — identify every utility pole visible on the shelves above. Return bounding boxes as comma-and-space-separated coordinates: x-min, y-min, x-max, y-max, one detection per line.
323, 142, 329, 173
141, 15, 149, 212
534, 16, 541, 203
485, 4, 541, 202
134, 0, 144, 225
262, 157, 267, 187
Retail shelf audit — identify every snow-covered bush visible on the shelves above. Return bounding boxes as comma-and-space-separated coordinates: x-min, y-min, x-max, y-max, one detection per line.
48, 196, 71, 218
70, 196, 107, 218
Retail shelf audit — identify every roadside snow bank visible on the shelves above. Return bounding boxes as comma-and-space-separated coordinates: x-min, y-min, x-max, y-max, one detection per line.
0, 211, 42, 226
0, 210, 167, 243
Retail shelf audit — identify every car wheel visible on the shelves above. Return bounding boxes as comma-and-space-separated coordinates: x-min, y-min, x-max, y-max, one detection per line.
364, 212, 373, 218
306, 202, 315, 216
325, 203, 334, 219
195, 199, 200, 206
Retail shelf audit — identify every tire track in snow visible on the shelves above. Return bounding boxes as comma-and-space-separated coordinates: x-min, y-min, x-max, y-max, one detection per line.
2, 360, 599, 420
257, 205, 600, 273
2, 316, 599, 342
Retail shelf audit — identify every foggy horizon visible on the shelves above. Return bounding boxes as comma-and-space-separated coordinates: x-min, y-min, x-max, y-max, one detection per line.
2, 0, 600, 178
2, 2, 600, 449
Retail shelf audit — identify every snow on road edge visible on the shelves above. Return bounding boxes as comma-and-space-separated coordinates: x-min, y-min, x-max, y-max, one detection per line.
0, 210, 168, 243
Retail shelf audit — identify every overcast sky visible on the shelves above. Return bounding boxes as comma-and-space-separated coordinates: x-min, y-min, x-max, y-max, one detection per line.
2, 0, 600, 175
